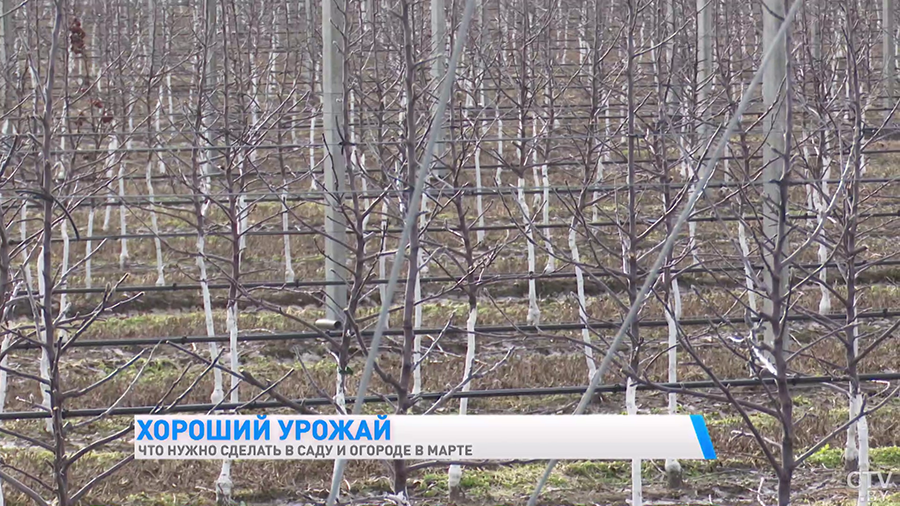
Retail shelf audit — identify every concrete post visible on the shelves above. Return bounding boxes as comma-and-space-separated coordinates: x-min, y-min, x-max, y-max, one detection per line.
322, 0, 348, 322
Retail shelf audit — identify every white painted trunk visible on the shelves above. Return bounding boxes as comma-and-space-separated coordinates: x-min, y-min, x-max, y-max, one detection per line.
309, 114, 318, 190
198, 235, 225, 405
331, 365, 347, 480
541, 160, 553, 272
569, 225, 594, 375
117, 160, 129, 269
85, 206, 94, 289
282, 190, 295, 282
227, 302, 240, 400
147, 158, 165, 286
626, 378, 642, 506
532, 114, 554, 273
530, 116, 542, 209
847, 322, 862, 474
495, 116, 504, 185
448, 306, 477, 492
518, 178, 540, 325
151, 80, 166, 276
0, 335, 11, 416
814, 192, 830, 315
59, 219, 70, 322
215, 303, 240, 502
238, 195, 249, 253
103, 134, 118, 231
737, 221, 757, 311
412, 197, 428, 395
215, 460, 233, 504
664, 278, 683, 478
856, 393, 870, 506
471, 84, 485, 243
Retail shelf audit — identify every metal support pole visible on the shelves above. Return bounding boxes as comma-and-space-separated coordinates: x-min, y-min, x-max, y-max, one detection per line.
432, 0, 448, 176
761, 0, 789, 350
885, 0, 895, 117
696, 0, 712, 140
810, 0, 820, 65
322, 0, 348, 323
0, 0, 11, 130
202, 0, 218, 180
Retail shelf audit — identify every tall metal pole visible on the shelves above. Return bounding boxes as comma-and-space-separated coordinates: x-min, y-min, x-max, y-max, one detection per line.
0, 0, 11, 133
322, 0, 348, 322
201, 0, 218, 190
885, 0, 895, 117
697, 0, 712, 140
762, 0, 790, 350
432, 0, 448, 176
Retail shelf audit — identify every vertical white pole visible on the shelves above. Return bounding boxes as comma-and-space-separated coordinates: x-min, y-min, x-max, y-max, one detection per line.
761, 0, 789, 351
323, 0, 348, 324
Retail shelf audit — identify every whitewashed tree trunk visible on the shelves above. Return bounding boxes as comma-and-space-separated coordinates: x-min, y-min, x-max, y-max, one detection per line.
495, 114, 504, 186
0, 335, 11, 416
534, 107, 554, 272
119, 107, 132, 269
517, 177, 540, 325
569, 223, 594, 374
848, 314, 862, 478
626, 378, 642, 506
216, 300, 240, 501
412, 189, 429, 394
470, 77, 486, 243
856, 391, 870, 506
813, 183, 830, 314
281, 189, 295, 282
59, 215, 70, 322
737, 220, 757, 310
149, 104, 165, 285
448, 306, 478, 495
56, 172, 70, 329
117, 155, 129, 269
198, 235, 225, 405
102, 131, 117, 232
664, 278, 683, 481
85, 205, 94, 288
331, 362, 348, 480
267, 28, 294, 283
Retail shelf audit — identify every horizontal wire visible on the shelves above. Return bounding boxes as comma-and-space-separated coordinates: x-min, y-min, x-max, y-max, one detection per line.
1, 371, 898, 420
18, 208, 900, 251
45, 257, 900, 295
7, 174, 900, 206
13, 308, 900, 349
